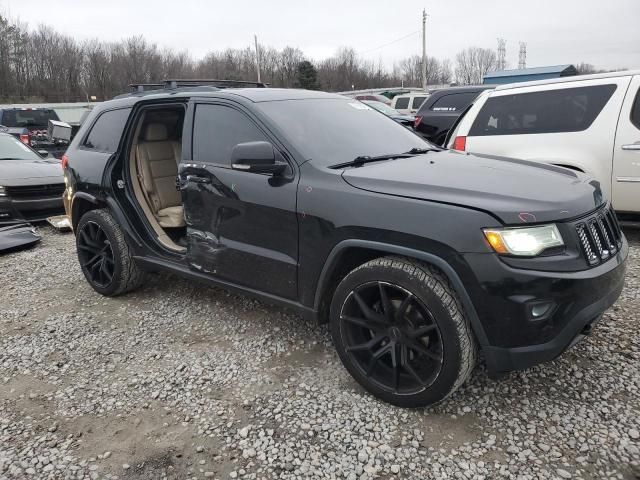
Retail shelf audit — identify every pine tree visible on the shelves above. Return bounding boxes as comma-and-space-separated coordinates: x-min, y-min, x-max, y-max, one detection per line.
297, 60, 319, 90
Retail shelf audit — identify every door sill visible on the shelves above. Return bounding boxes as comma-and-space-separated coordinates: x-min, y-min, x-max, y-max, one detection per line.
133, 255, 318, 322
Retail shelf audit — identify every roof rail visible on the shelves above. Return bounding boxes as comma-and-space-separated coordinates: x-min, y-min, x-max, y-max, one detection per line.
129, 79, 268, 92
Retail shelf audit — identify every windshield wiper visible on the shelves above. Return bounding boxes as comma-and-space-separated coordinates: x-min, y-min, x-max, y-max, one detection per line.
329, 147, 437, 169
405, 147, 436, 154
330, 153, 418, 169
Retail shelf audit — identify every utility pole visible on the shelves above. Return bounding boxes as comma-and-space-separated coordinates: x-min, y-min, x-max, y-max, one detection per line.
254, 35, 262, 83
421, 9, 427, 91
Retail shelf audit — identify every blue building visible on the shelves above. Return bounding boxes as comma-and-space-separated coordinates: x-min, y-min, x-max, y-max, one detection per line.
483, 65, 578, 85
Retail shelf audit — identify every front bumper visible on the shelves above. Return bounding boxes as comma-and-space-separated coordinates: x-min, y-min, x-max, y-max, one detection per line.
0, 195, 65, 225
462, 237, 628, 373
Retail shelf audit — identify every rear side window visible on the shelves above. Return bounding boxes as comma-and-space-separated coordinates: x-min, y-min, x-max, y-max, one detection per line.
469, 84, 617, 136
83, 108, 131, 152
632, 89, 640, 130
193, 104, 268, 166
411, 96, 427, 109
394, 97, 410, 109
430, 92, 478, 112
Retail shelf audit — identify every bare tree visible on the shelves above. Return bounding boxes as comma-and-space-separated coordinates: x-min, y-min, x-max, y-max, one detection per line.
3, 14, 620, 103
575, 62, 600, 75
455, 47, 497, 85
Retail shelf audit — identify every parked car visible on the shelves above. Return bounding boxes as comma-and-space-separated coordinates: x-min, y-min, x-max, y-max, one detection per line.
391, 92, 428, 115
361, 100, 415, 127
447, 70, 640, 219
413, 85, 494, 145
0, 132, 65, 225
0, 107, 70, 158
63, 82, 626, 407
354, 94, 392, 105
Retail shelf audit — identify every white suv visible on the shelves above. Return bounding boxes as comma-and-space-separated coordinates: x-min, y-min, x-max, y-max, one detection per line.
448, 70, 640, 216
391, 92, 429, 115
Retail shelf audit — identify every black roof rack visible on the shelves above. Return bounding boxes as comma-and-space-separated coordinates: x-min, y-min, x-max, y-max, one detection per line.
129, 79, 268, 92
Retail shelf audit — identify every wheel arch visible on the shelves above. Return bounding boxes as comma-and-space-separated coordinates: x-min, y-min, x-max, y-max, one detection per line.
70, 192, 101, 231
313, 240, 489, 347
71, 193, 143, 249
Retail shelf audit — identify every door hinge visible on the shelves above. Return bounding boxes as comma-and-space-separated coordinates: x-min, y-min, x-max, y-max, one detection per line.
116, 179, 125, 189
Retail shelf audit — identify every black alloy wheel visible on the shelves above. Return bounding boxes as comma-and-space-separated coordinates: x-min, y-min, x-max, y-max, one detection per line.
77, 220, 115, 288
339, 281, 444, 395
330, 257, 477, 407
76, 209, 146, 296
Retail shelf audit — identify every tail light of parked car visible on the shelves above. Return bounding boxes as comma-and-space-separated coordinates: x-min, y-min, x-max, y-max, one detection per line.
452, 136, 467, 151
414, 116, 423, 129
19, 133, 30, 145
61, 154, 69, 170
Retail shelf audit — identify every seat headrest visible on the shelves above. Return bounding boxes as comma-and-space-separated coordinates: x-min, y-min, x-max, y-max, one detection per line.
144, 123, 169, 142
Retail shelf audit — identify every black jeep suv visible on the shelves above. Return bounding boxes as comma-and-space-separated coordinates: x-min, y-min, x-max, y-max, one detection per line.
62, 81, 627, 407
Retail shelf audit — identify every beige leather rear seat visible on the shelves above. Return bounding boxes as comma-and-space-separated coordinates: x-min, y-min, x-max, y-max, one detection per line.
136, 123, 185, 228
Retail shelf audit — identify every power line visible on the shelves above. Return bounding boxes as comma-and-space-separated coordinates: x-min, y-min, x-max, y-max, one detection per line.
360, 30, 421, 55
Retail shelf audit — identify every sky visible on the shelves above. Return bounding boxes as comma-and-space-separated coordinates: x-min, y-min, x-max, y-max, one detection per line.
2, 0, 639, 71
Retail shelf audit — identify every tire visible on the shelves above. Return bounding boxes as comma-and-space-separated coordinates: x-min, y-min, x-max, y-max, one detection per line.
76, 208, 146, 296
330, 256, 477, 407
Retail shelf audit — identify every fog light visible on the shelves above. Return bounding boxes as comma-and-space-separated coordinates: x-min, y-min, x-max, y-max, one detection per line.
531, 302, 553, 319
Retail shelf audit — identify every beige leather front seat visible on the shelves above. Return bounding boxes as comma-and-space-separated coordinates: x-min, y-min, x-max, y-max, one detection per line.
136, 123, 185, 228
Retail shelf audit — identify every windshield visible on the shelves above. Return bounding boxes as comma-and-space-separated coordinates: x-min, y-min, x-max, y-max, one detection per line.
1, 109, 59, 128
362, 100, 401, 116
257, 99, 430, 167
0, 134, 42, 161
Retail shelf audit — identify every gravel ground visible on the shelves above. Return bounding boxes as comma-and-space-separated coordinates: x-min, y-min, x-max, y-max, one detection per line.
0, 226, 639, 480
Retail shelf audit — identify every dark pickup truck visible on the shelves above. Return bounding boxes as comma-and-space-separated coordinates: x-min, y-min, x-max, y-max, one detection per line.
0, 107, 69, 158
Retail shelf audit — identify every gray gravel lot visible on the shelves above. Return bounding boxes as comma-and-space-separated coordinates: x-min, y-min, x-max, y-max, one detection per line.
0, 226, 639, 480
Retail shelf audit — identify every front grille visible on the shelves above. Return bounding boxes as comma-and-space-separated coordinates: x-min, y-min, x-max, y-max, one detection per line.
5, 183, 65, 199
575, 207, 622, 267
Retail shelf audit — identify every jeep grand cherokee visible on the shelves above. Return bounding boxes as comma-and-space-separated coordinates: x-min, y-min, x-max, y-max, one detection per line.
61, 81, 627, 407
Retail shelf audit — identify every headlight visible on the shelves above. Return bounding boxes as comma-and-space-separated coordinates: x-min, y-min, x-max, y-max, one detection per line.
483, 224, 564, 256
0, 186, 5, 196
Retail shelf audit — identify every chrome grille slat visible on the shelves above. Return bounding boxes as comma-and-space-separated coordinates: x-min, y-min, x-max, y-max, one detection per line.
609, 210, 622, 245
577, 223, 598, 266
589, 221, 603, 256
597, 215, 616, 254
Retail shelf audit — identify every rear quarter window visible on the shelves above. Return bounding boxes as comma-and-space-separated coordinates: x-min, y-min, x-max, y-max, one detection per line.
469, 84, 617, 136
430, 92, 478, 112
83, 108, 131, 153
411, 96, 427, 109
394, 97, 410, 109
632, 88, 640, 130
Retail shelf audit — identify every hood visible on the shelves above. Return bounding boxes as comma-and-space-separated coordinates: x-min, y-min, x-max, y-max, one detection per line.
341, 151, 605, 224
0, 158, 63, 186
